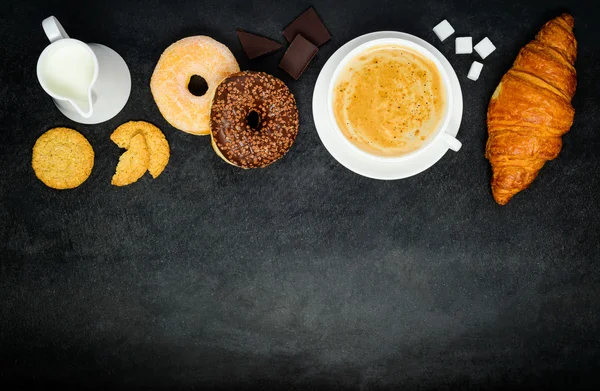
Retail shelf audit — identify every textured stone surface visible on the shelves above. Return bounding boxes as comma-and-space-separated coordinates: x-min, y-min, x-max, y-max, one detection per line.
1, 0, 599, 389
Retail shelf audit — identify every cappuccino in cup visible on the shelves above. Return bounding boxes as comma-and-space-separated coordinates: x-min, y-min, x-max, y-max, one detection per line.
331, 44, 448, 157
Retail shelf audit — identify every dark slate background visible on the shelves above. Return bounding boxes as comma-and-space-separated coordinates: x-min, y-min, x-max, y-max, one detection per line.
1, 0, 599, 389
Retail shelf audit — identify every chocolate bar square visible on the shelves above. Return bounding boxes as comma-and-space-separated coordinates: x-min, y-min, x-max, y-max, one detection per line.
279, 34, 318, 80
236, 30, 282, 59
283, 7, 331, 47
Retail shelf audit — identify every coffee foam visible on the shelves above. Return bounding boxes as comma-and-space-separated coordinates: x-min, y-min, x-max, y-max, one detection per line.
332, 45, 447, 157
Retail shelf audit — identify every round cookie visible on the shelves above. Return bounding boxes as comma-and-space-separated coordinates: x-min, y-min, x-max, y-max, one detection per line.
32, 127, 94, 189
150, 36, 240, 136
111, 133, 150, 187
210, 71, 299, 168
111, 121, 170, 178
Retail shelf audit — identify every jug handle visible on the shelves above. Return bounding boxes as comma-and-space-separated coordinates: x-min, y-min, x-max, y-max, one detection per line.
42, 16, 69, 43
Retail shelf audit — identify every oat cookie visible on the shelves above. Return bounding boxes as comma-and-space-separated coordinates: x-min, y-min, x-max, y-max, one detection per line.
110, 121, 170, 178
32, 127, 94, 189
111, 133, 150, 186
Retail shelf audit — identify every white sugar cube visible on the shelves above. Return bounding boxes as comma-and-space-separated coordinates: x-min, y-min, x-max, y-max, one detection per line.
468, 61, 484, 81
433, 20, 455, 42
474, 37, 496, 59
455, 37, 473, 54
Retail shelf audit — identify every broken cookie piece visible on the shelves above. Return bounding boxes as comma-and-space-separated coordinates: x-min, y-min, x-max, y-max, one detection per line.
111, 133, 150, 187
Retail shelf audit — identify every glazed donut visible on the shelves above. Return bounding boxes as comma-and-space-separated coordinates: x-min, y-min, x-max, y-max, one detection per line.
210, 71, 299, 168
150, 36, 239, 135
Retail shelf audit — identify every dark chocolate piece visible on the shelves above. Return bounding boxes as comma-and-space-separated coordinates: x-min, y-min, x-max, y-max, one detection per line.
236, 30, 282, 59
283, 7, 331, 47
279, 34, 318, 80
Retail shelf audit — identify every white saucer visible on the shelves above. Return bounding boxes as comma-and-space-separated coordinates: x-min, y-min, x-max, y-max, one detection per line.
312, 31, 463, 180
58, 44, 131, 125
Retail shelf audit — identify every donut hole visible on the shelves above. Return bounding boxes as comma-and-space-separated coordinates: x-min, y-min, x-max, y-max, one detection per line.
188, 75, 209, 97
246, 110, 261, 131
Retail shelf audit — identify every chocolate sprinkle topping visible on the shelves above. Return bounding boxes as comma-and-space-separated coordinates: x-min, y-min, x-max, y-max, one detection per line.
210, 71, 299, 169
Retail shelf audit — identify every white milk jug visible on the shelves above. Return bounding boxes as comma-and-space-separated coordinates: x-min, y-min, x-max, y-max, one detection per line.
36, 16, 131, 124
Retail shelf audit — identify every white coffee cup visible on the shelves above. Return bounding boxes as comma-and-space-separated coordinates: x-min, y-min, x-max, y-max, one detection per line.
327, 37, 462, 160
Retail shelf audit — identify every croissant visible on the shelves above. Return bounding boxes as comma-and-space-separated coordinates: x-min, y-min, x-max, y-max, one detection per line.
486, 14, 577, 205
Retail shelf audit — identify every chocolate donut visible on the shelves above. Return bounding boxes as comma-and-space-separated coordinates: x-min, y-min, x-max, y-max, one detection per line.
210, 71, 299, 168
